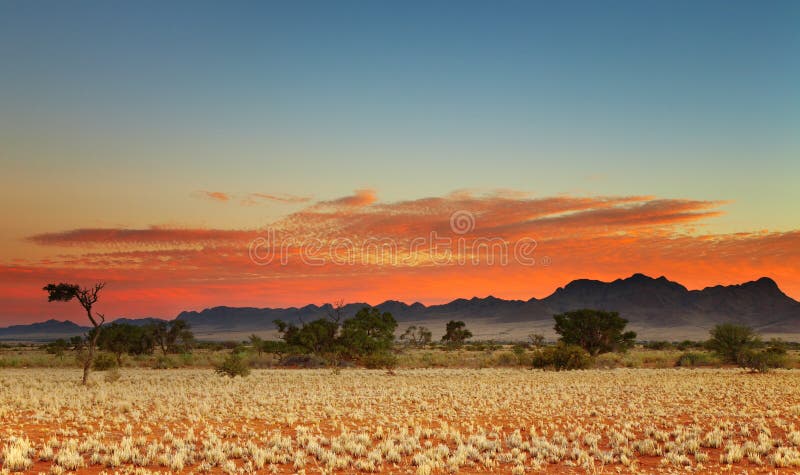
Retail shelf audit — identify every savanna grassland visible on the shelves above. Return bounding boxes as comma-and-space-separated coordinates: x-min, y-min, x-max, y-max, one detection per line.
2, 368, 800, 474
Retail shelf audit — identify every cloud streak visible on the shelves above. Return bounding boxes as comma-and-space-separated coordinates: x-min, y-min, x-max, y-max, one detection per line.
195, 190, 311, 206
198, 191, 231, 202
4, 190, 799, 323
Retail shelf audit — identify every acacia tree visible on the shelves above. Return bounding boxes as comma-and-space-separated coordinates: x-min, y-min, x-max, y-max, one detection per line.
249, 334, 264, 357
43, 282, 106, 385
399, 325, 432, 348
441, 320, 473, 348
151, 320, 195, 355
707, 323, 759, 363
553, 309, 636, 356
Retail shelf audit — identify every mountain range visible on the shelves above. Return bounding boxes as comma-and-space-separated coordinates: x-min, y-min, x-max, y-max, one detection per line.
2, 274, 798, 341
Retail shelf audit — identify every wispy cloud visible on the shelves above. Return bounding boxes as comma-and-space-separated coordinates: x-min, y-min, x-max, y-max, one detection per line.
243, 192, 311, 205
195, 190, 311, 206
317, 188, 377, 208
6, 190, 799, 321
27, 226, 256, 248
198, 190, 231, 202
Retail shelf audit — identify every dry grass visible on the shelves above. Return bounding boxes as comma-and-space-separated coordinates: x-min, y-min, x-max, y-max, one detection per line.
1, 368, 800, 473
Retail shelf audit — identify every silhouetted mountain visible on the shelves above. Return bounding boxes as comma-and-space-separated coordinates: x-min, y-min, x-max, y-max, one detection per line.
110, 317, 169, 326
0, 319, 89, 341
167, 274, 800, 336
3, 275, 799, 341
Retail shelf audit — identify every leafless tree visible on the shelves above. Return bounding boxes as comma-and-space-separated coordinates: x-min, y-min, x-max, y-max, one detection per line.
43, 282, 106, 385
327, 299, 346, 324
528, 332, 546, 349
399, 325, 432, 348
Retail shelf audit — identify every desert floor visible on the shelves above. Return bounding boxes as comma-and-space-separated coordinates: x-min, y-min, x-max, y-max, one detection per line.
2, 368, 800, 474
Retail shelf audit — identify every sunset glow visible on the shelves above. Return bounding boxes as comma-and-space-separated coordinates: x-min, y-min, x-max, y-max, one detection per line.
1, 2, 798, 324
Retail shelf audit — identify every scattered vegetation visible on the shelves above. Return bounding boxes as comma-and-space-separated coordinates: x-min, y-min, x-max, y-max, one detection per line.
1, 367, 799, 473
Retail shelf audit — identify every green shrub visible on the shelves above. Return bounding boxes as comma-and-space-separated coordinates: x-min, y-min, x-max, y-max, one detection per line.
707, 323, 759, 363
215, 352, 251, 377
152, 355, 178, 369
92, 353, 118, 371
361, 351, 398, 370
644, 341, 673, 350
676, 340, 703, 351
492, 351, 520, 367
104, 368, 121, 382
178, 352, 194, 366
737, 348, 788, 373
675, 352, 709, 367
532, 343, 591, 371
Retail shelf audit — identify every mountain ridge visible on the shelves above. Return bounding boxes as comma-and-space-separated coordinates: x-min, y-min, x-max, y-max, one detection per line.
2, 274, 798, 340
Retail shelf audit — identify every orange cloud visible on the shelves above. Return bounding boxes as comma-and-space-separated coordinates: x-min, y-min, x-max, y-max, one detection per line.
318, 188, 377, 207
27, 226, 257, 248
199, 190, 231, 202
3, 191, 799, 324
244, 192, 311, 205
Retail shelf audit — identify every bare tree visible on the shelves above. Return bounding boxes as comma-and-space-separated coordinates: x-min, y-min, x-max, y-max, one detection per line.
325, 299, 346, 372
399, 325, 432, 348
43, 282, 106, 385
528, 332, 545, 349
327, 299, 346, 324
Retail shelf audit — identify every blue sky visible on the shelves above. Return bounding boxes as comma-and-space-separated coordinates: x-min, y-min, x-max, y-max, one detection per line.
2, 1, 800, 320
0, 0, 798, 232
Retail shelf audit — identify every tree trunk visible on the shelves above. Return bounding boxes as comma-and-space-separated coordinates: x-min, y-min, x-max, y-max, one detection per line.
83, 325, 101, 385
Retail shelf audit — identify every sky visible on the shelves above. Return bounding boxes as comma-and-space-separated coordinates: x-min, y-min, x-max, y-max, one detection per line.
1, 1, 799, 324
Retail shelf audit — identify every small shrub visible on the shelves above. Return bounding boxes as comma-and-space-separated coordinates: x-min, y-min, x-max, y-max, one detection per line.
532, 343, 591, 371
707, 323, 759, 363
737, 348, 787, 373
152, 355, 178, 369
215, 353, 251, 377
278, 354, 328, 368
676, 352, 708, 367
361, 351, 398, 370
644, 341, 673, 350
676, 340, 704, 351
104, 368, 121, 383
178, 352, 194, 366
486, 351, 519, 367
92, 353, 118, 371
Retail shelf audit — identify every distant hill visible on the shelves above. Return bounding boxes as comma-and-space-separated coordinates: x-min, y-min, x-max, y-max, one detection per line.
3, 274, 799, 341
0, 319, 89, 342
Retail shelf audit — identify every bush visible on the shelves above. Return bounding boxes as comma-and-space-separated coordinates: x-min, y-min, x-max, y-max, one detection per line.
152, 355, 178, 369
491, 351, 519, 367
644, 341, 673, 350
104, 368, 121, 382
92, 353, 118, 371
361, 351, 398, 370
737, 347, 788, 373
675, 352, 709, 367
215, 353, 251, 377
707, 323, 759, 363
278, 354, 329, 368
532, 344, 591, 371
676, 340, 704, 351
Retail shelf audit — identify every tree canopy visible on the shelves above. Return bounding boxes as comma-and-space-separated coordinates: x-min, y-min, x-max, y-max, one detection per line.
707, 323, 759, 363
274, 305, 396, 364
553, 309, 636, 356
441, 320, 473, 348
